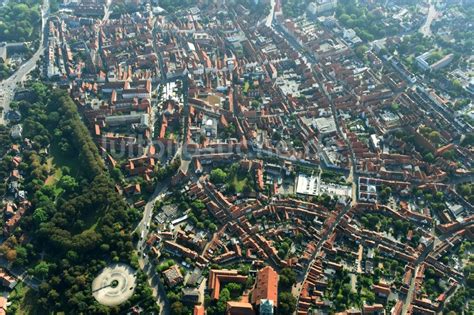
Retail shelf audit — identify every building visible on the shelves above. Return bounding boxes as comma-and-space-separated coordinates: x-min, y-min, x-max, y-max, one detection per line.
10, 124, 22, 139
0, 44, 6, 63
416, 51, 432, 71
466, 78, 474, 95
194, 305, 205, 315
416, 51, 454, 72
208, 269, 248, 300
431, 54, 454, 71
313, 116, 337, 137
162, 265, 184, 287
447, 203, 465, 220
251, 266, 279, 306
343, 28, 362, 46
296, 173, 319, 196
226, 301, 255, 315
307, 0, 337, 15
0, 296, 7, 315
182, 287, 201, 304
0, 269, 17, 289
105, 113, 149, 130
373, 283, 391, 298
259, 299, 275, 315
363, 303, 385, 314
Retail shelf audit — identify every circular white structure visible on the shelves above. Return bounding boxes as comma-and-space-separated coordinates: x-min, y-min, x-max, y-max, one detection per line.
92, 263, 137, 306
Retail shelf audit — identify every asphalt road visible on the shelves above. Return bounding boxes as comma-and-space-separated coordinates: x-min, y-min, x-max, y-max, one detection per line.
295, 201, 353, 303
136, 182, 169, 253
135, 180, 170, 314
401, 264, 419, 315
265, 0, 276, 27
419, 0, 438, 37
0, 0, 49, 124
101, 0, 112, 24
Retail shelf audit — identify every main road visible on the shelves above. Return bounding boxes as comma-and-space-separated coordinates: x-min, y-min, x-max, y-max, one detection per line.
270, 13, 361, 310
419, 0, 438, 37
265, 0, 276, 27
135, 179, 170, 315
0, 0, 50, 124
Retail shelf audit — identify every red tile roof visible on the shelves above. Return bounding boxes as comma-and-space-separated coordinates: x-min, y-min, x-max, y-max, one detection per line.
193, 305, 205, 315
226, 301, 254, 315
208, 269, 248, 300
251, 266, 279, 305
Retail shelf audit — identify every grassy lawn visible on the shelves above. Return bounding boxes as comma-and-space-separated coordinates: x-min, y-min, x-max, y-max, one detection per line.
45, 157, 62, 186
48, 145, 101, 233
44, 157, 65, 197
8, 283, 39, 315
72, 203, 103, 235
230, 173, 248, 193
50, 143, 83, 179
84, 220, 99, 232
9, 282, 26, 301
243, 81, 250, 93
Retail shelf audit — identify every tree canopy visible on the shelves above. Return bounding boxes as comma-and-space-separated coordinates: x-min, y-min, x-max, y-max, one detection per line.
0, 0, 41, 42
12, 84, 157, 313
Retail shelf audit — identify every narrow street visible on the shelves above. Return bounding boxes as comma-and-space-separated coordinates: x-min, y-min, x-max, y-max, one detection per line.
401, 241, 435, 315
402, 265, 419, 315
295, 201, 354, 302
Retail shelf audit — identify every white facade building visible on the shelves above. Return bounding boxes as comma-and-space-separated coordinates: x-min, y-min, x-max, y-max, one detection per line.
307, 0, 337, 16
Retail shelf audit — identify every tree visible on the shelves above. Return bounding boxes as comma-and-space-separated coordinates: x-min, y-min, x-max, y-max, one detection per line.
368, 214, 379, 227
242, 184, 252, 195
460, 132, 474, 147
32, 261, 50, 279
216, 288, 231, 314
167, 292, 181, 303
210, 168, 227, 184
435, 191, 444, 201
272, 131, 282, 142
191, 200, 205, 211
278, 241, 290, 259
250, 100, 261, 109
0, 0, 41, 42
208, 223, 218, 232
424, 152, 435, 163
451, 79, 463, 93
7, 73, 159, 314
225, 282, 242, 298
360, 215, 369, 227
280, 267, 296, 289
5, 249, 17, 262
391, 103, 400, 112
365, 290, 376, 304
355, 45, 369, 58
110, 167, 124, 182
428, 131, 441, 144
442, 149, 455, 160
170, 301, 185, 315
32, 207, 48, 225
458, 184, 472, 197
14, 246, 28, 266
278, 291, 296, 314
339, 13, 351, 24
